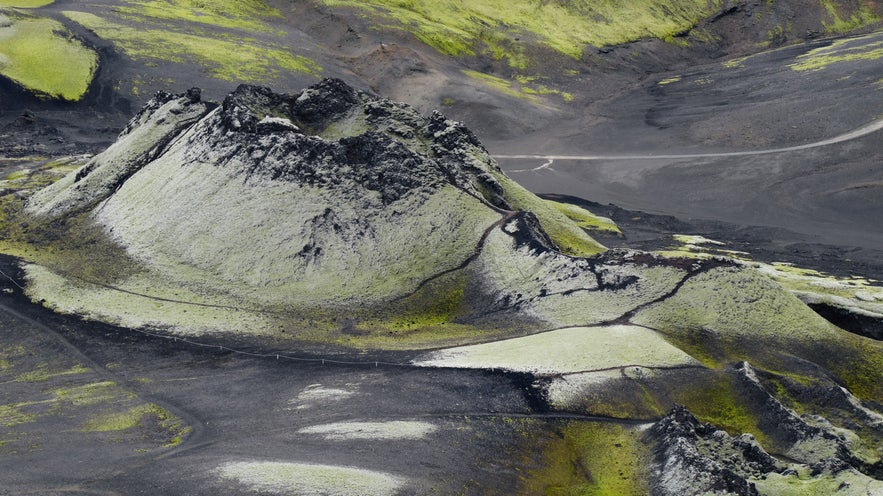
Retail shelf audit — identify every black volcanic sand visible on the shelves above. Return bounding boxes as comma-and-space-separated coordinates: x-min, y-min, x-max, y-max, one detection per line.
0, 255, 612, 495
542, 193, 883, 282
494, 31, 883, 253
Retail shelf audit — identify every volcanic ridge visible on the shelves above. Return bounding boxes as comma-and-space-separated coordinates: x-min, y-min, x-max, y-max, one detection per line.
5, 79, 883, 495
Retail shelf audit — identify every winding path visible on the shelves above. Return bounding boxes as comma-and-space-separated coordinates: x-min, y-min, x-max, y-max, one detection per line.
497, 116, 883, 172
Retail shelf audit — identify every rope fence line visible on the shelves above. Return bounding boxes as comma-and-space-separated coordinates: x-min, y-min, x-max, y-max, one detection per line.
0, 267, 25, 291
1, 262, 704, 376
0, 263, 416, 368
103, 325, 418, 369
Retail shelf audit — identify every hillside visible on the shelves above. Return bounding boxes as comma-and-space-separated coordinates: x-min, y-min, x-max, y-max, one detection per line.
18, 79, 605, 345
3, 1, 883, 253
1, 1, 883, 494
1, 79, 880, 494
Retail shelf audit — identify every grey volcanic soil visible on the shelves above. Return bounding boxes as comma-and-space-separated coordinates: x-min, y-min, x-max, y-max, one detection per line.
0, 254, 567, 495
495, 31, 883, 253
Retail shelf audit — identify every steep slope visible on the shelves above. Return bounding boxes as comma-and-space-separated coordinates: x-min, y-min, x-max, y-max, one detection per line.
21, 79, 604, 341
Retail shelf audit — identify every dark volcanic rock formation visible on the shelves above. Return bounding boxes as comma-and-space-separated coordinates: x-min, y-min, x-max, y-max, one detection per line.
24, 79, 605, 328
647, 406, 772, 496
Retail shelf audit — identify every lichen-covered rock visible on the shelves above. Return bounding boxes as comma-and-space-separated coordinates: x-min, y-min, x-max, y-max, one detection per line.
733, 362, 852, 465
647, 406, 772, 496
647, 404, 883, 496
26, 90, 212, 217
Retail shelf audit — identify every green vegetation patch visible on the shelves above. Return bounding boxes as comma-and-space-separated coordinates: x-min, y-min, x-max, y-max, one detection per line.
754, 466, 883, 496
62, 11, 320, 82
671, 373, 773, 448
0, 0, 54, 6
820, 0, 881, 33
15, 363, 89, 382
657, 75, 682, 85
317, 0, 720, 64
462, 69, 534, 101
546, 199, 622, 236
415, 325, 699, 375
791, 35, 883, 71
216, 461, 407, 496
0, 403, 37, 427
83, 403, 190, 447
51, 381, 133, 406
546, 369, 669, 419
494, 173, 605, 257
523, 421, 650, 495
633, 266, 883, 401
0, 13, 98, 100
116, 0, 282, 33
462, 70, 573, 103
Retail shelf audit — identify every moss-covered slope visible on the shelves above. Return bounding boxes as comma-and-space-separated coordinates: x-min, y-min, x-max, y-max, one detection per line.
18, 79, 604, 340
6, 78, 883, 494
0, 10, 98, 100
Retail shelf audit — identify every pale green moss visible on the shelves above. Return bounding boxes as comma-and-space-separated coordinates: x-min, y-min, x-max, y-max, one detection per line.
753, 467, 883, 496
15, 363, 89, 382
752, 261, 883, 306
632, 266, 883, 400
317, 0, 720, 64
332, 321, 515, 351
115, 0, 283, 34
62, 11, 320, 81
0, 403, 37, 427
22, 264, 277, 338
297, 420, 437, 440
0, 14, 98, 100
791, 33, 883, 71
415, 325, 699, 374
216, 461, 407, 496
19, 120, 507, 346
524, 421, 650, 495
82, 403, 190, 447
0, 1, 53, 8
476, 227, 684, 326
546, 199, 622, 236
493, 173, 605, 257
663, 232, 883, 320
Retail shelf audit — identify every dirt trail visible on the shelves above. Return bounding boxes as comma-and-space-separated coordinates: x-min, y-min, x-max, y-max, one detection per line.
498, 116, 883, 171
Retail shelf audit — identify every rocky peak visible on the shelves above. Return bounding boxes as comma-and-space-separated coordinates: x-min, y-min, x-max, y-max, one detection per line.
24, 77, 605, 315
175, 79, 506, 207
291, 77, 360, 130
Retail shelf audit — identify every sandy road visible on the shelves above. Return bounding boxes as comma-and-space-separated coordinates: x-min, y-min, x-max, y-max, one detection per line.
497, 116, 883, 172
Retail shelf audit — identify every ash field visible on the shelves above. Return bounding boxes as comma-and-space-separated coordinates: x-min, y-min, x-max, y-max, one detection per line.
2, 1, 883, 495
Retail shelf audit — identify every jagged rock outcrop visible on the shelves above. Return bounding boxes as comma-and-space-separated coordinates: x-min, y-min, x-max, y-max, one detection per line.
647, 403, 883, 496
647, 406, 774, 496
